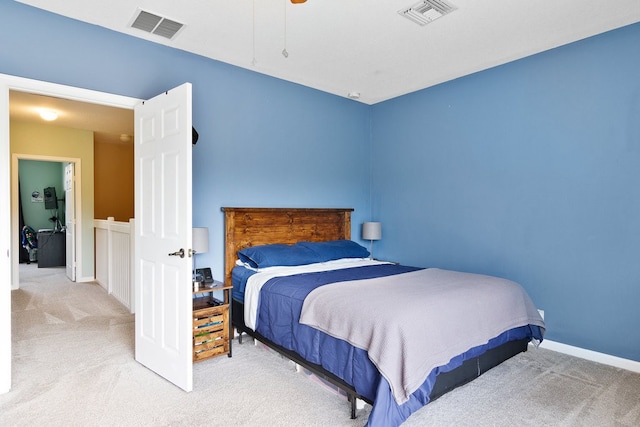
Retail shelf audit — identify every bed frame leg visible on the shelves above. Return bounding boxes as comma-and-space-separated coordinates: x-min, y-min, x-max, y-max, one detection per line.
348, 393, 357, 419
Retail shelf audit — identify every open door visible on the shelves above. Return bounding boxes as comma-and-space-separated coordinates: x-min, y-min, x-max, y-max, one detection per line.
64, 162, 76, 282
134, 83, 193, 391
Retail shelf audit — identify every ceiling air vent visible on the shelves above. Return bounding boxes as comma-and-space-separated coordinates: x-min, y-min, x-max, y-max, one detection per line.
130, 9, 184, 40
399, 0, 457, 26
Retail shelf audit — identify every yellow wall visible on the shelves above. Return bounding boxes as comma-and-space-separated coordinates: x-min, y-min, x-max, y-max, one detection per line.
94, 139, 133, 221
10, 121, 95, 280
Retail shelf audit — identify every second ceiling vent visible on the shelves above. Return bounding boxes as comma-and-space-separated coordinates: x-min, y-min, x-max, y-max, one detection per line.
399, 0, 457, 26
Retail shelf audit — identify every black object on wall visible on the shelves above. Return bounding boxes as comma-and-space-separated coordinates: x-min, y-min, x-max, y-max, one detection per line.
192, 126, 199, 145
43, 186, 58, 210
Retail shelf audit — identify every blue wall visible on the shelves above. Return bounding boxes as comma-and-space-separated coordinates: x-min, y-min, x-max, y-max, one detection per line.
371, 23, 640, 361
1, 1, 372, 281
3, 2, 639, 362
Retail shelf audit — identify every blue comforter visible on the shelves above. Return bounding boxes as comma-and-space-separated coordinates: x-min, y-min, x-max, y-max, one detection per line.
235, 264, 543, 426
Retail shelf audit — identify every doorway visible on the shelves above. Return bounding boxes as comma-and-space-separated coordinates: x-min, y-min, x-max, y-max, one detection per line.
1, 73, 140, 394
8, 88, 135, 288
15, 158, 77, 283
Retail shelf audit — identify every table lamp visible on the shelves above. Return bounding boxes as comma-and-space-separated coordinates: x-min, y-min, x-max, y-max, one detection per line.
362, 222, 382, 260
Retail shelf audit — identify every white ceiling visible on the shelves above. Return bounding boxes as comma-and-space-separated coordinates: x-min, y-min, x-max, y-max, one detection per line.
16, 0, 640, 105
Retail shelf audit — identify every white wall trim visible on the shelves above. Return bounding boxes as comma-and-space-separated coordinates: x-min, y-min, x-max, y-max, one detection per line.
533, 339, 640, 374
0, 73, 138, 108
0, 75, 11, 395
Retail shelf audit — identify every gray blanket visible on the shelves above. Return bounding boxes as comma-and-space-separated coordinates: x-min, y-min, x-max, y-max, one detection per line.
299, 268, 545, 404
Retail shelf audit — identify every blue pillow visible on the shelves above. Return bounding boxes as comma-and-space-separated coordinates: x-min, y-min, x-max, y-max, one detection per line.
238, 244, 319, 269
297, 240, 369, 262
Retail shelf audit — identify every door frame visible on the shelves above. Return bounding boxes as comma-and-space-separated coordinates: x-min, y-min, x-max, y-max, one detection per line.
11, 155, 81, 287
0, 73, 139, 394
64, 161, 76, 282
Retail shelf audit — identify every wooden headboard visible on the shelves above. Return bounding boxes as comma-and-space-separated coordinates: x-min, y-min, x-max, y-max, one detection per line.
221, 207, 354, 286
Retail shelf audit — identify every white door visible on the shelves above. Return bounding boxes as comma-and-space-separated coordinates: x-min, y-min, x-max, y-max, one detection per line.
64, 162, 76, 281
134, 83, 193, 391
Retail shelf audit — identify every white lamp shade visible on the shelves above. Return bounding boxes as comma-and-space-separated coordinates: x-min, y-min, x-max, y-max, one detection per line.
192, 227, 209, 254
362, 222, 382, 241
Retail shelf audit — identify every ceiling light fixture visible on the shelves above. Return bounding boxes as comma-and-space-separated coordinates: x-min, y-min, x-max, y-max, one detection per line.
347, 92, 361, 100
39, 110, 58, 121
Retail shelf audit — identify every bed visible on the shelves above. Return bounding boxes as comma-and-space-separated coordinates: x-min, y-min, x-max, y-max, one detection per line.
222, 207, 545, 427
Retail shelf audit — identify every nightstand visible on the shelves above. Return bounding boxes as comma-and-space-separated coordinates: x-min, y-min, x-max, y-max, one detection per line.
192, 280, 233, 362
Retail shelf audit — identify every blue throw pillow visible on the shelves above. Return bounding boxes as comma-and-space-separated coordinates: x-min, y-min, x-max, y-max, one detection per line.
238, 244, 320, 269
297, 240, 369, 262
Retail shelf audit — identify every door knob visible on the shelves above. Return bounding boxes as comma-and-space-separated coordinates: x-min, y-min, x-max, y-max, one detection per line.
168, 248, 185, 258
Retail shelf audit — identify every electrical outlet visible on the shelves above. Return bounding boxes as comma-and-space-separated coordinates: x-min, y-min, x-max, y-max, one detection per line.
538, 309, 545, 320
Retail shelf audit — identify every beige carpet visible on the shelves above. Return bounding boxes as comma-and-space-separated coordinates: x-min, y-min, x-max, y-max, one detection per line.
1, 264, 639, 426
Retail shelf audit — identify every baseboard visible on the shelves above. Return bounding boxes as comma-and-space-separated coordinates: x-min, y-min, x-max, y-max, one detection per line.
532, 339, 640, 374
